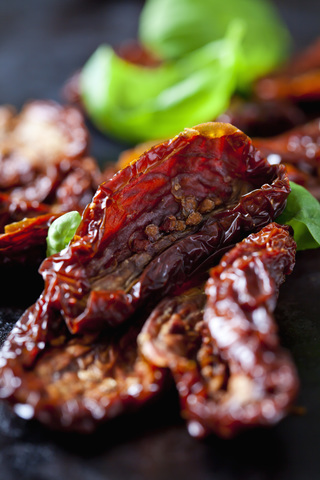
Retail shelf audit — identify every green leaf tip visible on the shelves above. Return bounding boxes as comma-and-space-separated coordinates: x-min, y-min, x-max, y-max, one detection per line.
46, 211, 82, 257
276, 182, 320, 251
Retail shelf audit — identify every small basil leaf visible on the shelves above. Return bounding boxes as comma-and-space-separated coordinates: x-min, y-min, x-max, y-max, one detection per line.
46, 211, 81, 257
276, 182, 320, 251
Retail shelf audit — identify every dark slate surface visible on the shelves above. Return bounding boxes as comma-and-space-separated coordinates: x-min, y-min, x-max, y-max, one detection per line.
0, 1, 320, 479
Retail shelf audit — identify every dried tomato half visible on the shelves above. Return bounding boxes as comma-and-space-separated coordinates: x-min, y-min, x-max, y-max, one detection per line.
0, 100, 90, 194
254, 119, 320, 199
139, 223, 298, 438
37, 122, 290, 334
0, 101, 102, 265
254, 38, 320, 102
0, 303, 166, 431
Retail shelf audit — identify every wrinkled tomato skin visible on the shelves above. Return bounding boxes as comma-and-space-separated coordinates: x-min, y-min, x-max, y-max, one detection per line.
38, 123, 290, 334
140, 223, 298, 438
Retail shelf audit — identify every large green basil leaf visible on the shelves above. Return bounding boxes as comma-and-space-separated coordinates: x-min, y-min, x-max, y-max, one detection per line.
80, 27, 240, 142
139, 0, 290, 85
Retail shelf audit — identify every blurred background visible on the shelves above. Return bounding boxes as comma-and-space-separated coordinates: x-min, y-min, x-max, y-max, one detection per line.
0, 0, 319, 163
0, 0, 318, 106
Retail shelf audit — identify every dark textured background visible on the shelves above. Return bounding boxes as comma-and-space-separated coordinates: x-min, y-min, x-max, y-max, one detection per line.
0, 1, 320, 479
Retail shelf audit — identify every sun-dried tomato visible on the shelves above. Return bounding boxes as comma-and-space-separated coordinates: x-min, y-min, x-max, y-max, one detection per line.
0, 101, 89, 191
254, 119, 320, 199
0, 213, 61, 266
0, 192, 50, 232
217, 97, 306, 138
255, 38, 320, 103
0, 101, 102, 265
139, 223, 298, 438
0, 100, 102, 210
36, 122, 290, 334
63, 41, 161, 107
0, 303, 166, 431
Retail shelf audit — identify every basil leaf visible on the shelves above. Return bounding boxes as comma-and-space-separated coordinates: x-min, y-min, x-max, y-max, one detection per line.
46, 211, 81, 257
139, 0, 290, 85
81, 27, 241, 142
276, 182, 320, 251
